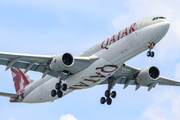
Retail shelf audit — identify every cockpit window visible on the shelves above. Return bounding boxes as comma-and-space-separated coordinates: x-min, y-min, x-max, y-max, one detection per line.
152, 17, 158, 21
159, 17, 166, 19
152, 17, 166, 21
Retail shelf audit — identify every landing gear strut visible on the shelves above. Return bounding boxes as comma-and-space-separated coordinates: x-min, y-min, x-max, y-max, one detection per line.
100, 77, 117, 105
51, 71, 70, 98
147, 42, 155, 57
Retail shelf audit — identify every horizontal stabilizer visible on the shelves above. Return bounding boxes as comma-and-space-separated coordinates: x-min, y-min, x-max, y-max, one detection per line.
0, 92, 19, 98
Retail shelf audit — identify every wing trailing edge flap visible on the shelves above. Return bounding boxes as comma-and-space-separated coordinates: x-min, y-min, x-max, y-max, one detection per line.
0, 92, 19, 98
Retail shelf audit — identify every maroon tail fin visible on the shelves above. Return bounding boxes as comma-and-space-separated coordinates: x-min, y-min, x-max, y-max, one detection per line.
11, 67, 30, 92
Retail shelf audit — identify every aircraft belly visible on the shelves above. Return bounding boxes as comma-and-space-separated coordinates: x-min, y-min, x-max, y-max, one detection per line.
23, 88, 42, 103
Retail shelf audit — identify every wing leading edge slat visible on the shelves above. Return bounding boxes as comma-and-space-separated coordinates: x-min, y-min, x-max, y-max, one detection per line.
0, 52, 55, 65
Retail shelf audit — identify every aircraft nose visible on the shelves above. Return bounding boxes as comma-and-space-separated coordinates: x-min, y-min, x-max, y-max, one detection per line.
157, 20, 170, 39
162, 20, 170, 31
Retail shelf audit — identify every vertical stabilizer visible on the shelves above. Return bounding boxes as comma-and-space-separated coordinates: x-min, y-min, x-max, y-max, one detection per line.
10, 67, 34, 92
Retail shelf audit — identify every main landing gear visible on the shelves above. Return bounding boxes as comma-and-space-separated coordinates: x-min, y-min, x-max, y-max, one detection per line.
147, 42, 155, 57
100, 90, 116, 105
100, 77, 117, 105
51, 72, 70, 98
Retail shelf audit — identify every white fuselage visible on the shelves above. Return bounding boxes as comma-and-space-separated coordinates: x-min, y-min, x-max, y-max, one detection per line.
22, 16, 170, 103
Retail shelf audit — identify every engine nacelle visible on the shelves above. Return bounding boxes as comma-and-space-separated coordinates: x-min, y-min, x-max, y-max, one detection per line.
49, 53, 74, 72
136, 66, 160, 85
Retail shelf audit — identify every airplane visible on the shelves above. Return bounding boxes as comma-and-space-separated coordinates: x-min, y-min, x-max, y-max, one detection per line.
0, 15, 179, 105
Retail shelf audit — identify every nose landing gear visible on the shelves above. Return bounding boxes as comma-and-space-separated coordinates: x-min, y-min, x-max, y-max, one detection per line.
147, 51, 154, 57
147, 42, 155, 57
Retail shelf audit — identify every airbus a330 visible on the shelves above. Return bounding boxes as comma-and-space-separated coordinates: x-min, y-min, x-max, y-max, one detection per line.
0, 15, 178, 105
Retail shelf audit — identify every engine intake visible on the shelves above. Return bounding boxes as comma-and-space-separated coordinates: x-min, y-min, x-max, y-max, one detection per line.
136, 66, 160, 85
49, 53, 74, 72
62, 53, 73, 66
149, 66, 159, 79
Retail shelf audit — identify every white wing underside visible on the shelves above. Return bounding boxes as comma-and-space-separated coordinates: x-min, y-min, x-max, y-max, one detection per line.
0, 52, 99, 78
100, 64, 180, 88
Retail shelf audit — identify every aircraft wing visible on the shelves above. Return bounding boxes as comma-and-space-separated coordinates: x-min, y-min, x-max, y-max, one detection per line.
0, 92, 19, 98
158, 77, 180, 86
0, 52, 59, 77
100, 64, 180, 90
0, 52, 99, 78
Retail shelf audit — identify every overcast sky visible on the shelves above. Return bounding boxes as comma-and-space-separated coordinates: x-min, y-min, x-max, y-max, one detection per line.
0, 0, 180, 120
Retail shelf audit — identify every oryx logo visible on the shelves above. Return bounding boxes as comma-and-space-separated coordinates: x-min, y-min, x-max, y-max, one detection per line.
54, 59, 57, 63
11, 68, 29, 92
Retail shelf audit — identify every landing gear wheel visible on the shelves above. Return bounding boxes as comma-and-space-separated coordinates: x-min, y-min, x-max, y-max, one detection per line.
147, 42, 156, 58
105, 90, 110, 97
151, 52, 154, 57
147, 51, 151, 57
57, 91, 63, 98
107, 97, 112, 105
100, 97, 106, 104
62, 84, 67, 91
51, 90, 56, 97
111, 91, 116, 98
101, 77, 117, 105
55, 83, 61, 90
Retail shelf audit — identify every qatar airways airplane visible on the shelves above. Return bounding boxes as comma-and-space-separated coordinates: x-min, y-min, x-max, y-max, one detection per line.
0, 15, 179, 105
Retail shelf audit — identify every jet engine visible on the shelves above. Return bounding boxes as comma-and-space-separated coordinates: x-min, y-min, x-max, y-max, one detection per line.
49, 53, 74, 72
136, 66, 160, 85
